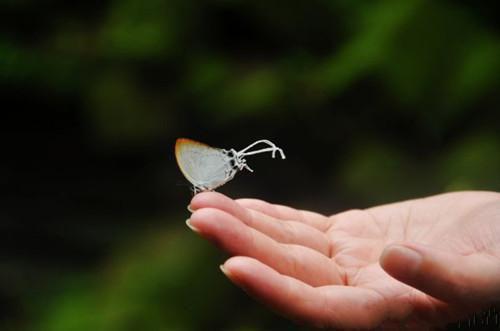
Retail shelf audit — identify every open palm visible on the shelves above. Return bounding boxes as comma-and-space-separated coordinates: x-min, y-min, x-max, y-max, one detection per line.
188, 191, 500, 330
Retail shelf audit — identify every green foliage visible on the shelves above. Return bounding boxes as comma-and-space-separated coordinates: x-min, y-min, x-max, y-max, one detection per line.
86, 71, 167, 142
33, 226, 240, 331
440, 132, 500, 191
337, 141, 423, 204
100, 0, 179, 59
28, 224, 299, 331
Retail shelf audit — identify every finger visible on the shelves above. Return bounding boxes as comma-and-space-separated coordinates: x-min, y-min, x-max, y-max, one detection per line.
222, 256, 386, 329
245, 208, 331, 256
236, 198, 332, 232
189, 208, 343, 286
190, 192, 331, 255
380, 242, 500, 304
190, 191, 249, 221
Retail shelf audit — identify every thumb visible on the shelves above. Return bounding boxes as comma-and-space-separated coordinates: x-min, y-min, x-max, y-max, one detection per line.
380, 242, 500, 304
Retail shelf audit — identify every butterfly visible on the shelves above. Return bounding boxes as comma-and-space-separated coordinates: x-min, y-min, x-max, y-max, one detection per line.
175, 138, 285, 193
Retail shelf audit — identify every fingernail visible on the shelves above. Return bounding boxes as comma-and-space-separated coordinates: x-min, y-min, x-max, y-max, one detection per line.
185, 218, 200, 233
187, 204, 194, 212
219, 264, 232, 278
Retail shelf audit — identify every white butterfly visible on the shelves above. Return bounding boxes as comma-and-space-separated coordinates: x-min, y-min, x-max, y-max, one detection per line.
175, 138, 286, 193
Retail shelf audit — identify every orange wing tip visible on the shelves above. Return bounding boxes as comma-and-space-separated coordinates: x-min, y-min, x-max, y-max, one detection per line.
175, 138, 212, 149
175, 138, 217, 166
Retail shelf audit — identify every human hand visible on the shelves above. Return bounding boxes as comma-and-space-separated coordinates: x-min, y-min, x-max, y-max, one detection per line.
187, 191, 500, 330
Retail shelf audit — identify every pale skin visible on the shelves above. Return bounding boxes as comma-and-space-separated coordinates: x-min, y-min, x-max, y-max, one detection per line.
186, 191, 500, 330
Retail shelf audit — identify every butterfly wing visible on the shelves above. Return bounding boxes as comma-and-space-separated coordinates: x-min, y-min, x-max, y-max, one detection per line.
175, 138, 235, 191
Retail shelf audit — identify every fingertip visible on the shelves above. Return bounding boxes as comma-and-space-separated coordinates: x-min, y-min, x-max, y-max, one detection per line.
220, 257, 249, 289
189, 191, 212, 210
220, 257, 239, 282
219, 264, 232, 279
189, 207, 221, 230
222, 256, 275, 288
185, 218, 200, 234
192, 192, 251, 224
188, 208, 251, 256
223, 256, 258, 279
190, 191, 228, 210
380, 244, 422, 282
380, 243, 500, 304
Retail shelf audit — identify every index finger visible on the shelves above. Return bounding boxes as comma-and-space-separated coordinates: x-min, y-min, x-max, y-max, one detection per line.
236, 198, 332, 232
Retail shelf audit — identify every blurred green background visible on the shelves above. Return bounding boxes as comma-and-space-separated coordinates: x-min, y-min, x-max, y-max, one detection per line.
1, 0, 499, 330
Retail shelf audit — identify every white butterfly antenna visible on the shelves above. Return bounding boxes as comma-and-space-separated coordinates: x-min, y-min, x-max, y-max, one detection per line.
229, 140, 285, 173
236, 139, 286, 159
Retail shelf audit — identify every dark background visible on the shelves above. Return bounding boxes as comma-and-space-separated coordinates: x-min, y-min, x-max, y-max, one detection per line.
1, 0, 499, 330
